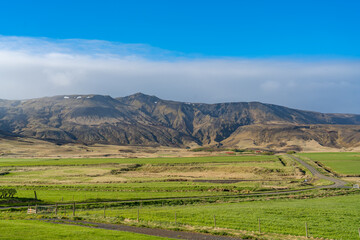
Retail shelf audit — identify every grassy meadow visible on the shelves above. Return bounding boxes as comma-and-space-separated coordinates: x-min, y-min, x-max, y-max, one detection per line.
298, 152, 360, 175
0, 155, 312, 205
0, 220, 173, 240
0, 152, 358, 239
0, 155, 276, 167
71, 191, 360, 240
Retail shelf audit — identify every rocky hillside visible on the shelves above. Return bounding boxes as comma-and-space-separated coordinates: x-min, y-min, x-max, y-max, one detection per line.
1, 93, 360, 150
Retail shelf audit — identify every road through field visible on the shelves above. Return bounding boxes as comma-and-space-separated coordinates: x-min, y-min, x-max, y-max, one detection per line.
35, 155, 349, 240
0, 155, 349, 211
1, 155, 351, 240
287, 155, 348, 188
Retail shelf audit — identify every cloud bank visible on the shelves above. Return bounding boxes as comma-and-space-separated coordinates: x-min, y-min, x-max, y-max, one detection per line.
0, 36, 360, 113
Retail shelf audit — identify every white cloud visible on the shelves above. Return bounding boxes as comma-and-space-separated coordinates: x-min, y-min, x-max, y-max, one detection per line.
0, 36, 360, 113
260, 81, 281, 92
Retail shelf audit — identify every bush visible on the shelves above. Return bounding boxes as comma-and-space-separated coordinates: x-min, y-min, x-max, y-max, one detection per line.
0, 188, 17, 198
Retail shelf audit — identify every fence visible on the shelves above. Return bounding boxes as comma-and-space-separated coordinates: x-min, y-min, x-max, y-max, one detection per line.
25, 199, 360, 239
27, 205, 57, 214
27, 203, 330, 239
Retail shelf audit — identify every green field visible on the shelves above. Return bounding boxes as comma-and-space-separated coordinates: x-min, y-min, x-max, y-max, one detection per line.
0, 155, 276, 167
0, 153, 356, 239
74, 192, 360, 240
299, 152, 360, 175
0, 155, 311, 205
13, 182, 245, 203
0, 220, 173, 240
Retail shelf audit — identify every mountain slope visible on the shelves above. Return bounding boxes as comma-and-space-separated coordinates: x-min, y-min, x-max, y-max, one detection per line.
118, 93, 360, 147
0, 93, 360, 150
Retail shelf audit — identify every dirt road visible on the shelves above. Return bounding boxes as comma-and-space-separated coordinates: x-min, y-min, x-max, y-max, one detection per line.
42, 219, 243, 240
287, 155, 348, 188
5, 154, 351, 239
1, 155, 349, 211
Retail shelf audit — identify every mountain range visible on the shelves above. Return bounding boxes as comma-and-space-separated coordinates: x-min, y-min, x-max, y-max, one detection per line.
1, 93, 360, 151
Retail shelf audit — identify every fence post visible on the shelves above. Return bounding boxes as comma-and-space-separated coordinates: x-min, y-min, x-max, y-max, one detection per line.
34, 191, 37, 200
258, 218, 261, 233
305, 222, 308, 238
175, 212, 177, 225
214, 215, 216, 228
35, 205, 38, 214
104, 205, 106, 218
73, 202, 75, 216
55, 203, 58, 216
137, 207, 140, 222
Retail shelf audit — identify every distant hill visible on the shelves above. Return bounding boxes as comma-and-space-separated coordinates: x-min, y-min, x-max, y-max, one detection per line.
1, 93, 360, 151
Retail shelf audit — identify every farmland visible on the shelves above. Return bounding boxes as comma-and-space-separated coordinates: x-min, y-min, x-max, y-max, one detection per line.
298, 152, 360, 176
0, 152, 358, 239
70, 191, 360, 240
0, 155, 276, 166
0, 220, 173, 240
0, 155, 313, 205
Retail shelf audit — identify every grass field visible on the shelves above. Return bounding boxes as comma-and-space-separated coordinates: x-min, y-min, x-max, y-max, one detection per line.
0, 155, 312, 205
0, 160, 291, 185
0, 153, 356, 239
12, 182, 245, 203
0, 220, 173, 240
73, 192, 360, 240
0, 155, 276, 167
298, 152, 360, 175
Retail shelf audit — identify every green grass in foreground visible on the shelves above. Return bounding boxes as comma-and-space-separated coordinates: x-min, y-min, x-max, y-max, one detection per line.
0, 155, 276, 167
0, 220, 173, 240
299, 152, 360, 175
77, 192, 360, 240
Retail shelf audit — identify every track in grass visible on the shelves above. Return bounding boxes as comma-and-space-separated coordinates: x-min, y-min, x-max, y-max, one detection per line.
44, 219, 243, 240
299, 152, 360, 175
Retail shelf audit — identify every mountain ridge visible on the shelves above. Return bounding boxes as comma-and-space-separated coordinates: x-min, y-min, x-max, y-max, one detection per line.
1, 93, 360, 150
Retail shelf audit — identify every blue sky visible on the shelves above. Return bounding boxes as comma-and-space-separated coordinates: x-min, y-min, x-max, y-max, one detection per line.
1, 0, 359, 57
0, 1, 359, 113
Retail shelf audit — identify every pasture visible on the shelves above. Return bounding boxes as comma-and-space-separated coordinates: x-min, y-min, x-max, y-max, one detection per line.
71, 191, 360, 240
0, 155, 312, 205
298, 152, 360, 175
0, 155, 276, 167
0, 152, 358, 239
0, 220, 172, 240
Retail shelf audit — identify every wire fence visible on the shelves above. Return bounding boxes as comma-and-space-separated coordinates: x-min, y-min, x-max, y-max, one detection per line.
26, 203, 360, 240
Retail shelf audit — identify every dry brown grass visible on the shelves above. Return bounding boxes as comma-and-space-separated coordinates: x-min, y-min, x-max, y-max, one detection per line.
0, 137, 206, 158
123, 162, 300, 181
2, 134, 359, 160
342, 177, 360, 183
0, 160, 303, 186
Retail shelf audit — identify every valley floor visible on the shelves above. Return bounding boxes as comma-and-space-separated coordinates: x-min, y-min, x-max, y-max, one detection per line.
0, 152, 359, 239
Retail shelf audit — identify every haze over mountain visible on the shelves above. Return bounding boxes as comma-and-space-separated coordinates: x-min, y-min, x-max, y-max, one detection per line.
1, 93, 360, 151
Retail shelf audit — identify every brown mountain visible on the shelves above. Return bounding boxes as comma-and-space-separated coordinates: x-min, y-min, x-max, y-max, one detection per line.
1, 93, 360, 150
